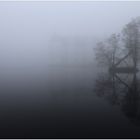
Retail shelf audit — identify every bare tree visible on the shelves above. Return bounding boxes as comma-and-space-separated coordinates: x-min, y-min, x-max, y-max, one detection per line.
95, 17, 140, 71
95, 34, 120, 67
122, 17, 140, 68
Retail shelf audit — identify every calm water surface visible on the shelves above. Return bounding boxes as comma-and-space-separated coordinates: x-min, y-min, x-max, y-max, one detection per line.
0, 64, 140, 138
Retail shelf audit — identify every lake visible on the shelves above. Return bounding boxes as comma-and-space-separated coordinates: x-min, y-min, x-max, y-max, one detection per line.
0, 64, 140, 138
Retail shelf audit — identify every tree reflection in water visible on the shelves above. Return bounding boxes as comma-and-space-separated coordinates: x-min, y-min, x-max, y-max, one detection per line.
94, 71, 140, 126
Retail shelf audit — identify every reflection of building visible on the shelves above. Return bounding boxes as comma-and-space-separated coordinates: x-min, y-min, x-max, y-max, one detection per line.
94, 71, 140, 126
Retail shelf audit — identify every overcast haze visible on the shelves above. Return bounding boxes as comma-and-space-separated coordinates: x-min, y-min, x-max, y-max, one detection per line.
0, 2, 140, 71
1, 2, 140, 138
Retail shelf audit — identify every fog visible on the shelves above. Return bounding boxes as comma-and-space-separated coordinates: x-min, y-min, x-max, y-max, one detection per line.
0, 1, 140, 71
1, 2, 140, 138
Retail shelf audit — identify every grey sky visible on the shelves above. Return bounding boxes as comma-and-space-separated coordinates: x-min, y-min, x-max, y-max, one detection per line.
0, 1, 140, 69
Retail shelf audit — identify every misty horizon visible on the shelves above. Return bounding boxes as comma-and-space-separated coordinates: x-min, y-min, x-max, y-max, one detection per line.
0, 1, 140, 70
1, 1, 140, 138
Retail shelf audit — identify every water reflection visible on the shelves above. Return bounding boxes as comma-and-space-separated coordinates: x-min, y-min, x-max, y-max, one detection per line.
94, 71, 140, 126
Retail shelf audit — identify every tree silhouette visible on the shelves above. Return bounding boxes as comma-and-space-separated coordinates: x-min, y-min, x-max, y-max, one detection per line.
95, 17, 140, 71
